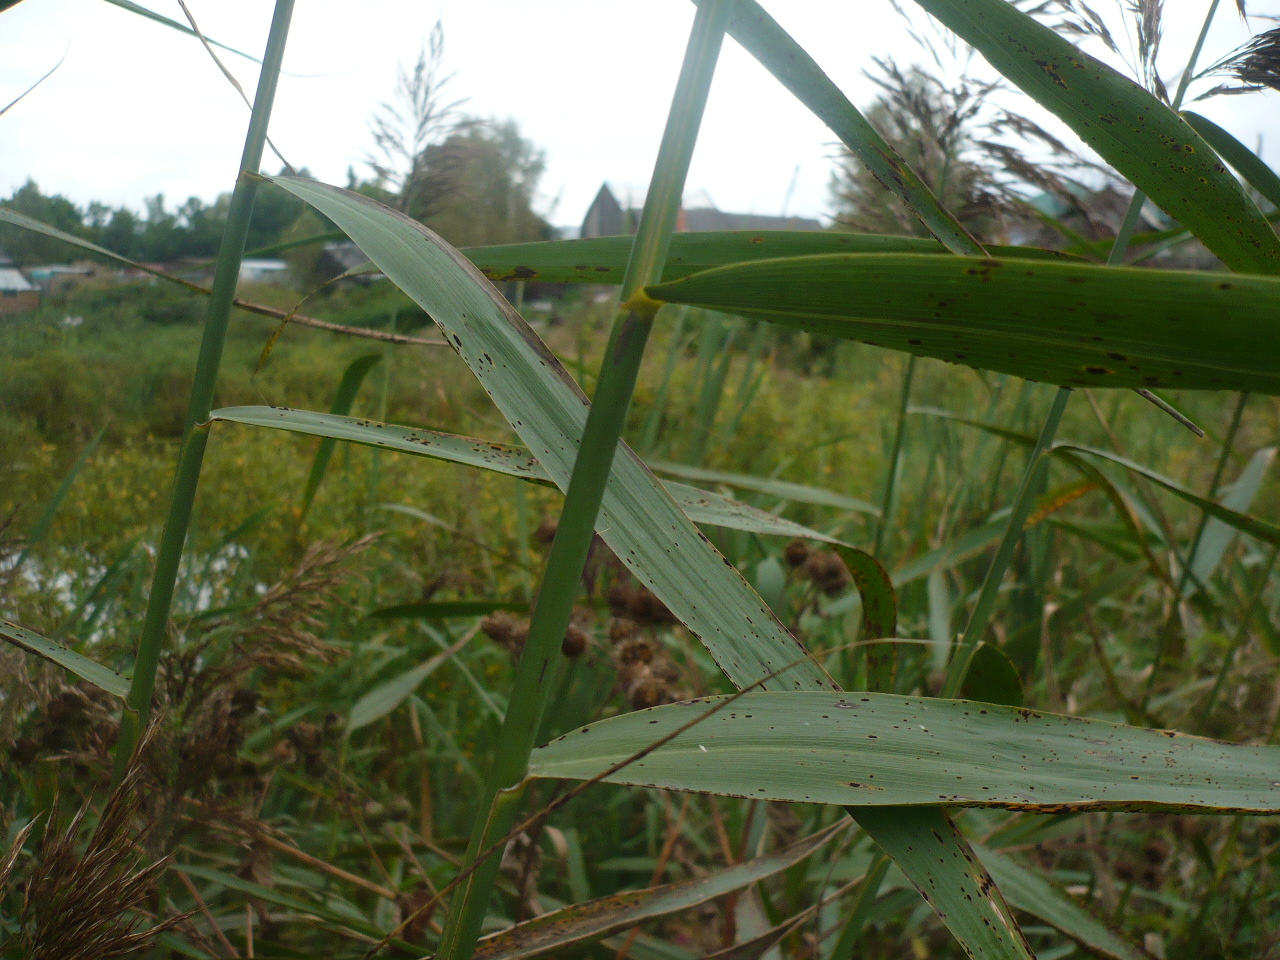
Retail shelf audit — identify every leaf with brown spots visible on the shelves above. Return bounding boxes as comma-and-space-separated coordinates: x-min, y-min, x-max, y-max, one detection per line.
531, 691, 1280, 814
471, 822, 846, 960
646, 253, 1280, 393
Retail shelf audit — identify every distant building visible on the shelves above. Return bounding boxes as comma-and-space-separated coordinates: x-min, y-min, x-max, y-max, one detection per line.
580, 181, 822, 239
0, 250, 39, 315
26, 261, 101, 293
238, 258, 290, 285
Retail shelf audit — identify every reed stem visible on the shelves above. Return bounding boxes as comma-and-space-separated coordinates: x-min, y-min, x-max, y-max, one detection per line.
113, 0, 297, 779
432, 5, 733, 957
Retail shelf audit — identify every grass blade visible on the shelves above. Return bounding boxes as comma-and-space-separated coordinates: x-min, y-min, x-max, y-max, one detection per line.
100, 0, 263, 62
471, 823, 847, 960
114, 0, 297, 778
208, 406, 847, 544
261, 182, 1031, 960
835, 545, 898, 691
854, 808, 1033, 959
709, 0, 985, 256
464, 232, 1077, 285
13, 426, 104, 573
234, 184, 837, 691
1182, 110, 1280, 211
1189, 446, 1276, 584
0, 619, 129, 698
976, 845, 1143, 960
1058, 442, 1280, 546
529, 690, 1280, 813
646, 253, 1280, 393
909, 0, 1280, 274
648, 460, 879, 515
347, 628, 472, 732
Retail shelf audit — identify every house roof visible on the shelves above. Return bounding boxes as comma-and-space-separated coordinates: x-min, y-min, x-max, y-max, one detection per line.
0, 267, 36, 293
583, 181, 823, 238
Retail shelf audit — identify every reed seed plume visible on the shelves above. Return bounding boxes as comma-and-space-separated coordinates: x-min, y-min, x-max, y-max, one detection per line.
1197, 24, 1280, 96
7, 725, 184, 960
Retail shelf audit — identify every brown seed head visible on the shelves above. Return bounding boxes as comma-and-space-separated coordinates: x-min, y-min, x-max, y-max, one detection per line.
784, 538, 811, 568
803, 550, 852, 595
562, 624, 589, 658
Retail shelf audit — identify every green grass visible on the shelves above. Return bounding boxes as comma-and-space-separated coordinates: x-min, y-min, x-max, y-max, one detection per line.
4, 0, 1280, 955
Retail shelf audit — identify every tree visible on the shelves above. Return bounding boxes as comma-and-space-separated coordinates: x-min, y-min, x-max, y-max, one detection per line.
361, 21, 550, 249
407, 120, 551, 248
0, 180, 89, 263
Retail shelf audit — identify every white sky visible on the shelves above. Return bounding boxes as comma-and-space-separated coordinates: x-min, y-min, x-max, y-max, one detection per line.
2, 0, 1278, 231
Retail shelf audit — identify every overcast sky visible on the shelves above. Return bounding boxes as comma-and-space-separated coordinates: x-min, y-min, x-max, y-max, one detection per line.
2, 0, 1277, 231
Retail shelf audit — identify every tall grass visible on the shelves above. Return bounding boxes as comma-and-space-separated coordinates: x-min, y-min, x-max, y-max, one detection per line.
3, 1, 1280, 959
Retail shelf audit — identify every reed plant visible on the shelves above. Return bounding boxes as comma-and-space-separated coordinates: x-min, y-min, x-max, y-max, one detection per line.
3, 0, 1280, 958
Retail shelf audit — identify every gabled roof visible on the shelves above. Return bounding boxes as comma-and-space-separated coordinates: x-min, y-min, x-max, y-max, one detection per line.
0, 267, 36, 293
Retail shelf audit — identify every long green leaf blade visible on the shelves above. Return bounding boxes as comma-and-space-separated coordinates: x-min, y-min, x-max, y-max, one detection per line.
1182, 111, 1280, 212
263, 177, 835, 690
1189, 446, 1277, 583
1059, 443, 1280, 546
530, 691, 1280, 812
976, 845, 1143, 960
0, 619, 129, 698
472, 823, 846, 960
649, 459, 879, 514
464, 232, 1076, 285
646, 254, 1280, 393
347, 630, 471, 733
909, 0, 1280, 274
101, 0, 263, 62
208, 405, 845, 545
856, 808, 1034, 958
715, 0, 984, 256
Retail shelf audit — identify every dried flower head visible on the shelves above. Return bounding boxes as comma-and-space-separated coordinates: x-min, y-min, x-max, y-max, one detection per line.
533, 515, 558, 546
480, 610, 530, 654
1196, 26, 1280, 97
802, 550, 853, 596
11, 726, 185, 960
783, 538, 811, 568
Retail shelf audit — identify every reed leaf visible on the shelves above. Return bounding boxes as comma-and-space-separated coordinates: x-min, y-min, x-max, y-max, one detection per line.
1182, 110, 1280, 210
529, 691, 1280, 813
975, 845, 1143, 960
0, 619, 129, 698
646, 253, 1280, 393
464, 232, 1076, 285
472, 823, 847, 960
250, 180, 836, 690
207, 406, 846, 544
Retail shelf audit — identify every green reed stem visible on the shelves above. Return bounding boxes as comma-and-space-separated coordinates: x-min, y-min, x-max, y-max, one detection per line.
872, 356, 915, 558
432, 5, 732, 957
941, 0, 1225, 699
941, 386, 1070, 698
113, 0, 296, 779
